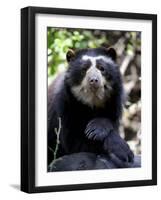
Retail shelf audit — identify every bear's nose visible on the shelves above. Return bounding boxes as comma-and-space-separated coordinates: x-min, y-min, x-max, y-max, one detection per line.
89, 78, 98, 84
89, 77, 99, 88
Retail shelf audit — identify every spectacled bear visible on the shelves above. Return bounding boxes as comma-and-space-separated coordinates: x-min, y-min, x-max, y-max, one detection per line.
48, 47, 134, 168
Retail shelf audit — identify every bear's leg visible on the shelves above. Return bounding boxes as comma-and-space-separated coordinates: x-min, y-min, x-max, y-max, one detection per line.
85, 118, 134, 165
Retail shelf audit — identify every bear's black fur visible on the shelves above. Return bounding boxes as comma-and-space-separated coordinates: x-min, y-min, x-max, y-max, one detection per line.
48, 47, 134, 167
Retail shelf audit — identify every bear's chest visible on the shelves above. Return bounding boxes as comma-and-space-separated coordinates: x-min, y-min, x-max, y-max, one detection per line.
65, 104, 106, 134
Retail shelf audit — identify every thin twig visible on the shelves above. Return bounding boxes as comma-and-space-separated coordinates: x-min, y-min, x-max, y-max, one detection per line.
54, 117, 62, 160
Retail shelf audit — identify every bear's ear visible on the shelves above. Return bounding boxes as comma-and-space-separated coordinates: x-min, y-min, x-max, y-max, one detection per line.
106, 47, 117, 61
66, 49, 75, 62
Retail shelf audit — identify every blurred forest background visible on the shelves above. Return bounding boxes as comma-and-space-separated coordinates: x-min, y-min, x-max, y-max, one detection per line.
47, 28, 141, 155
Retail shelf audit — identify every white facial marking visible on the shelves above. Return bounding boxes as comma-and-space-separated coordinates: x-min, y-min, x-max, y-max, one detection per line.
82, 55, 114, 66
71, 55, 112, 108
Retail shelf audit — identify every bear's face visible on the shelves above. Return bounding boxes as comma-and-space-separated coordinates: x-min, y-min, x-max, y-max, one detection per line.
65, 47, 122, 108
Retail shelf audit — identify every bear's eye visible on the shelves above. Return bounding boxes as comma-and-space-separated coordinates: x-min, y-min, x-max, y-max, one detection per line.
81, 66, 88, 75
81, 67, 87, 72
97, 65, 105, 72
84, 62, 91, 68
81, 62, 90, 72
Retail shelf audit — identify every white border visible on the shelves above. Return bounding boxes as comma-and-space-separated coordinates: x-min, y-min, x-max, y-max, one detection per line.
35, 14, 152, 186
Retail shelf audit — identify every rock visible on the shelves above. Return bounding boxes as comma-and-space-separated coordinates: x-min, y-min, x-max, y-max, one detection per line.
48, 152, 141, 172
